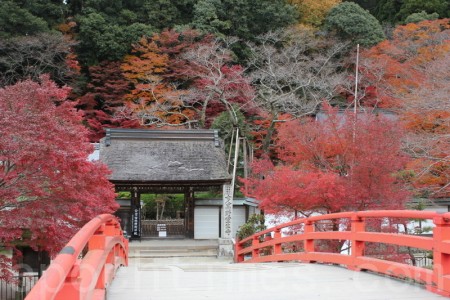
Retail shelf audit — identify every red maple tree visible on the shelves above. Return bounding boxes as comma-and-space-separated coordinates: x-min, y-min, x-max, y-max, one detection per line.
0, 77, 118, 280
243, 107, 410, 217
76, 61, 138, 141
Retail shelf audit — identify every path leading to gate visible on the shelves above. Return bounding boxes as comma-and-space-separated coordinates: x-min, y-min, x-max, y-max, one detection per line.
107, 240, 446, 300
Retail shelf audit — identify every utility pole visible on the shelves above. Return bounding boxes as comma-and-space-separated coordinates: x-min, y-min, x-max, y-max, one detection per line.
354, 44, 360, 116
230, 127, 240, 201
353, 44, 360, 143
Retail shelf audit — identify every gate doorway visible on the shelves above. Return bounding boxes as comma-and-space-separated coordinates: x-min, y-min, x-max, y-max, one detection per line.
141, 194, 186, 238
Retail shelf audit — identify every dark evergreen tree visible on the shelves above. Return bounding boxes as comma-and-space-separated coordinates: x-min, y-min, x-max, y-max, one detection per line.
76, 11, 154, 64
396, 0, 449, 21
191, 0, 297, 40
325, 2, 385, 47
404, 11, 440, 24
353, 0, 450, 24
16, 0, 68, 27
0, 1, 50, 38
73, 0, 199, 64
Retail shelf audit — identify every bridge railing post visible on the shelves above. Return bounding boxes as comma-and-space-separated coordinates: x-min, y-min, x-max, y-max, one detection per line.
235, 238, 244, 263
88, 226, 108, 290
252, 235, 260, 259
304, 220, 314, 253
304, 220, 316, 263
123, 237, 129, 266
430, 215, 450, 296
273, 228, 282, 255
54, 262, 81, 300
349, 213, 365, 271
104, 220, 120, 236
263, 233, 273, 256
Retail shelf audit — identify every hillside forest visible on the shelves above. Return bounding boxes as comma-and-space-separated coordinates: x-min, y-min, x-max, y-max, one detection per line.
0, 0, 449, 270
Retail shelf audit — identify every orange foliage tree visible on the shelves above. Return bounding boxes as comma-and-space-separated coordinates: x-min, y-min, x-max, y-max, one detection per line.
119, 32, 197, 128
361, 19, 449, 197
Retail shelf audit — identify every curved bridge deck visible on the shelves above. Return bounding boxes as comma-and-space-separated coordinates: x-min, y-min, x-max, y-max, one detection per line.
107, 257, 446, 299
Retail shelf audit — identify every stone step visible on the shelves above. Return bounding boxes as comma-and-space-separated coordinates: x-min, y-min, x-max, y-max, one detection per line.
127, 239, 219, 258
128, 246, 218, 258
129, 245, 218, 251
130, 252, 217, 258
130, 251, 217, 258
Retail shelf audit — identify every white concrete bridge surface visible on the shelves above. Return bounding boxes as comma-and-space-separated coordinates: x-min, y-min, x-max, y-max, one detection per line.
107, 240, 446, 300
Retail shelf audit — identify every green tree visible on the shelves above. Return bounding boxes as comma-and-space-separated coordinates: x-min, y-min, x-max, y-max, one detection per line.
67, 0, 84, 16
76, 12, 154, 64
236, 214, 265, 241
372, 0, 449, 24
0, 1, 49, 38
347, 0, 378, 11
404, 11, 439, 24
211, 107, 250, 142
324, 2, 385, 47
80, 0, 196, 29
191, 0, 231, 35
372, 0, 402, 24
83, 0, 125, 17
76, 0, 201, 64
139, 0, 196, 30
17, 0, 68, 28
397, 0, 449, 21
191, 0, 297, 40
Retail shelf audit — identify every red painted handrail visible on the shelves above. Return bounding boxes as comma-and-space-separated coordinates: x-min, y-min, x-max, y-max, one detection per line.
26, 214, 128, 300
235, 210, 450, 297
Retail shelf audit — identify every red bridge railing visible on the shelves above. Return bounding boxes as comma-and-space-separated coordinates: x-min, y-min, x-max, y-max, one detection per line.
26, 214, 128, 300
235, 210, 450, 297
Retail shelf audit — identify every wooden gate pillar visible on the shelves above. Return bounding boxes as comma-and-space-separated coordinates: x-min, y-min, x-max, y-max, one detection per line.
185, 188, 195, 238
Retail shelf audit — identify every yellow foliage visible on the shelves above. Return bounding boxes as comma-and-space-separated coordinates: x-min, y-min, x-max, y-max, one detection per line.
288, 0, 341, 27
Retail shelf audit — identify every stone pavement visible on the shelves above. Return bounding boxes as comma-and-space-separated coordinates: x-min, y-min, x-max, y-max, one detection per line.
107, 239, 446, 300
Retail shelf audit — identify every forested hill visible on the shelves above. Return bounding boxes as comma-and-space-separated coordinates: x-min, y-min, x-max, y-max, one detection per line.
0, 0, 449, 198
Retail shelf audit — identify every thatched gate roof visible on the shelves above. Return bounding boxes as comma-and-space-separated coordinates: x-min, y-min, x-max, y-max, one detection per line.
99, 129, 231, 191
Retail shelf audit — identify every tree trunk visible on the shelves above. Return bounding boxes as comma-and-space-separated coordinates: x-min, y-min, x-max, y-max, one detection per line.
261, 114, 277, 154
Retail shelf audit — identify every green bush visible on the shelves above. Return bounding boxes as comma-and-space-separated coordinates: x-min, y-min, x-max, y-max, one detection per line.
236, 214, 265, 240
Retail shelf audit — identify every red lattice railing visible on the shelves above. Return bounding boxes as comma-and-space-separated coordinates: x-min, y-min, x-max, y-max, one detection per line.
26, 214, 128, 300
235, 210, 450, 297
